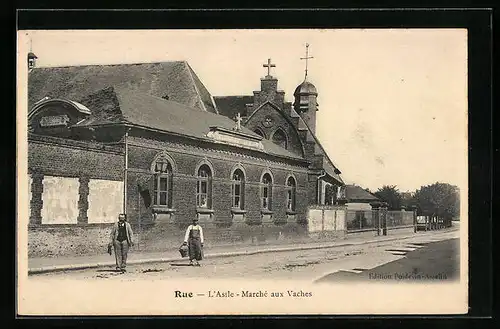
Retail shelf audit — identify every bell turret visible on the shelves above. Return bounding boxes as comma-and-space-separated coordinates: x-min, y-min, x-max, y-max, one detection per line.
293, 80, 318, 134
293, 43, 319, 134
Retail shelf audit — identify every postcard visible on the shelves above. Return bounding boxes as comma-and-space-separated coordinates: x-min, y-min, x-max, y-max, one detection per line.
17, 28, 468, 315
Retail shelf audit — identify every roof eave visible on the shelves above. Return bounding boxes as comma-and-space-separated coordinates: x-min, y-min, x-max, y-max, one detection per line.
74, 121, 310, 165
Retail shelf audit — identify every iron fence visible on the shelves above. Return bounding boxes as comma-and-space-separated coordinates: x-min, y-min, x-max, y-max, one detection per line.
345, 210, 377, 231
386, 210, 414, 228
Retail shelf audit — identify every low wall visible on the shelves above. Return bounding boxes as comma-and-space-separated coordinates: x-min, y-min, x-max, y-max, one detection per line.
28, 224, 113, 258
28, 208, 417, 258
135, 220, 310, 252
306, 205, 347, 237
28, 219, 313, 258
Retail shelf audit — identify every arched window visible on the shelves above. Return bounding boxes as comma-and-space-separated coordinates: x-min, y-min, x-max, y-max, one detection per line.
286, 176, 297, 212
196, 164, 212, 209
254, 128, 265, 138
261, 173, 273, 210
153, 160, 173, 207
231, 169, 245, 209
272, 128, 288, 149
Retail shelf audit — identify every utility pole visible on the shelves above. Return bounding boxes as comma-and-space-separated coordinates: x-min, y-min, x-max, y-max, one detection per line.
123, 128, 130, 214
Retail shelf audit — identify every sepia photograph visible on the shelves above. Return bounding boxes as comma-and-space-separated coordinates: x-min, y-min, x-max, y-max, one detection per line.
17, 28, 468, 315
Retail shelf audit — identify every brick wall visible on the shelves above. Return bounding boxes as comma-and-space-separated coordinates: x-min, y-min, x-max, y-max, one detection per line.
245, 103, 305, 158
121, 134, 315, 252
125, 135, 310, 224
28, 136, 124, 180
28, 224, 113, 257
27, 136, 124, 257
28, 136, 124, 225
132, 220, 312, 252
26, 131, 321, 258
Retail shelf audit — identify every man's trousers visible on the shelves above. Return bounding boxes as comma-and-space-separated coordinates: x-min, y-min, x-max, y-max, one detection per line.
113, 240, 129, 270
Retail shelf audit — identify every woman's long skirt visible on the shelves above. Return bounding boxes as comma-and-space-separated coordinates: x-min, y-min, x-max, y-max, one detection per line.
188, 238, 203, 261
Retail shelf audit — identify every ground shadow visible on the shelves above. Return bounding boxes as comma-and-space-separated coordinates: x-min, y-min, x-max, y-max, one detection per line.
170, 263, 193, 267
315, 238, 460, 284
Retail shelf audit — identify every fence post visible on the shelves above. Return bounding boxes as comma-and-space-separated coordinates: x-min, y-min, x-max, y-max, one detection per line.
370, 201, 381, 236
412, 205, 417, 233
381, 204, 388, 235
321, 208, 325, 238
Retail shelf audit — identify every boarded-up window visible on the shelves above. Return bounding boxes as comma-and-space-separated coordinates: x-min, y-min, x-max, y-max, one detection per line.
41, 176, 79, 224
87, 179, 124, 223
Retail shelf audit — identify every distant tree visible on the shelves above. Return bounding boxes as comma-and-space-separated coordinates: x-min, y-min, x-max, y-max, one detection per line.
414, 182, 460, 219
401, 192, 417, 209
374, 185, 403, 210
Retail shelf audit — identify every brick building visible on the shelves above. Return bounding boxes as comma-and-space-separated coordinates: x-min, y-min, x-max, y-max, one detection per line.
26, 58, 346, 257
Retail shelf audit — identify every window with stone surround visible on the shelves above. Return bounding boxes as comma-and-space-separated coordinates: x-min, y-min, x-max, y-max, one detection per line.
261, 172, 273, 210
286, 176, 297, 212
231, 169, 245, 209
196, 164, 212, 209
153, 160, 173, 207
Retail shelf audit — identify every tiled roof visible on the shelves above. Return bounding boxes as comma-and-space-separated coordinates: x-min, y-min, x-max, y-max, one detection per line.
73, 85, 305, 161
213, 95, 254, 119
345, 185, 379, 202
27, 61, 217, 114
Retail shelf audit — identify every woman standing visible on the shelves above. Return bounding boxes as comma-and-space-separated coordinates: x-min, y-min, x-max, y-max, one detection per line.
183, 218, 204, 266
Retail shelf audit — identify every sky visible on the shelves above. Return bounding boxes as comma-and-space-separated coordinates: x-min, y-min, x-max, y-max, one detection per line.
18, 29, 468, 192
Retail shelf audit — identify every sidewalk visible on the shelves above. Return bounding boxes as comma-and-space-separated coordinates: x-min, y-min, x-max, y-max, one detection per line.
28, 227, 459, 275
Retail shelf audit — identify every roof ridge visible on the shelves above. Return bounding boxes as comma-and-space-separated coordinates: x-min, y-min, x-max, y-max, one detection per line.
183, 61, 207, 112
31, 60, 186, 70
185, 62, 220, 115
183, 61, 222, 114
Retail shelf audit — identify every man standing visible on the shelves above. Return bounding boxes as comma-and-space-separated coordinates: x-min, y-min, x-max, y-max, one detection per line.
183, 218, 204, 266
109, 214, 134, 272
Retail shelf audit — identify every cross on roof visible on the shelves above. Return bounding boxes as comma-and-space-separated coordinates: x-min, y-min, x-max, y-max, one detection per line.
263, 58, 276, 77
234, 112, 243, 131
300, 43, 314, 80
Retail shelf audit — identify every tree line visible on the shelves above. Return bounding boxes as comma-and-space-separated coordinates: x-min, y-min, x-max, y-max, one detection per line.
367, 182, 460, 220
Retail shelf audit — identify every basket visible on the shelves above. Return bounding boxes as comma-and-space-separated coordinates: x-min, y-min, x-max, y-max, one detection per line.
179, 244, 189, 258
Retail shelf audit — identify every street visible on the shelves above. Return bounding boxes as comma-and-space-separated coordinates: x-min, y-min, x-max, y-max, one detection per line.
30, 230, 460, 283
